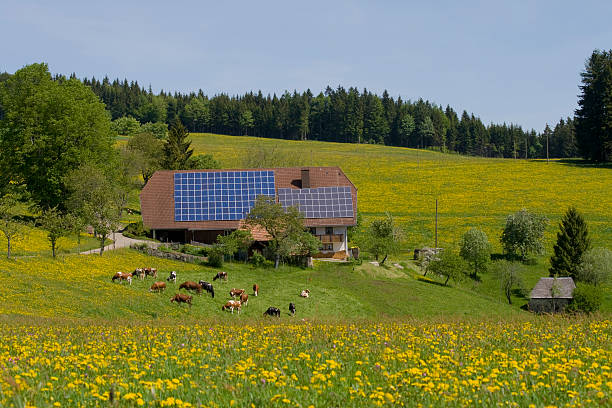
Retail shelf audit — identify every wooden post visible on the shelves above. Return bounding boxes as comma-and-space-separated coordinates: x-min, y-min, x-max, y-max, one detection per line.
435, 199, 438, 249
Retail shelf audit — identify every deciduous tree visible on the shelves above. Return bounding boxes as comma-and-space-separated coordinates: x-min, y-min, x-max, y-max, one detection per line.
501, 209, 548, 261
460, 228, 491, 279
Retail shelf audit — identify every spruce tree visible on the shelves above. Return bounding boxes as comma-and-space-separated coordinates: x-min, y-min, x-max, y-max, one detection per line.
163, 118, 193, 170
549, 207, 590, 278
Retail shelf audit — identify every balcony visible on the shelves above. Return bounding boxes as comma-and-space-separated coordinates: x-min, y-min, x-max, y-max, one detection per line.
317, 234, 344, 243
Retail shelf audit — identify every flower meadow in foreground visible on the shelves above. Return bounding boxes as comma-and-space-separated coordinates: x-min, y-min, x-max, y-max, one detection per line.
0, 320, 610, 407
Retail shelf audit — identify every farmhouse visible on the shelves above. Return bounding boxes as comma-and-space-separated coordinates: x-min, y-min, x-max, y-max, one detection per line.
528, 277, 576, 314
140, 167, 357, 259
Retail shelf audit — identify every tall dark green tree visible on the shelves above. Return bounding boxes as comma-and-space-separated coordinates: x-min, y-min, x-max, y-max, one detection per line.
549, 207, 590, 278
575, 49, 612, 162
163, 118, 193, 170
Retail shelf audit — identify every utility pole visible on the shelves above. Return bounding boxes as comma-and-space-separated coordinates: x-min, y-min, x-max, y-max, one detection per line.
546, 131, 549, 163
435, 198, 438, 248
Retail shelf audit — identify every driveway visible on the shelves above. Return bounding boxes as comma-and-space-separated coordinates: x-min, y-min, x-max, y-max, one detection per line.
80, 232, 159, 255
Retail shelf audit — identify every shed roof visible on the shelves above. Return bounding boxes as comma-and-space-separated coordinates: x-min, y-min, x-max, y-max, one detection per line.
140, 167, 357, 230
529, 277, 576, 299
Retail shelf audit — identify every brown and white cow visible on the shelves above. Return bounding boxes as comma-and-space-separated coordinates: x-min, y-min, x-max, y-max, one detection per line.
240, 292, 248, 306
230, 288, 245, 299
170, 293, 192, 307
144, 267, 158, 278
134, 268, 145, 280
150, 281, 166, 292
222, 300, 241, 314
213, 271, 228, 281
300, 289, 310, 298
179, 281, 202, 294
111, 272, 132, 285
253, 284, 259, 297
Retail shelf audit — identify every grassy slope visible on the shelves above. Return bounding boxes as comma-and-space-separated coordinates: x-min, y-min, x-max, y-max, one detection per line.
0, 249, 522, 320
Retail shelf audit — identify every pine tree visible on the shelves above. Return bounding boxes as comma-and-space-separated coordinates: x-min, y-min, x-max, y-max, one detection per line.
163, 118, 193, 170
549, 207, 591, 278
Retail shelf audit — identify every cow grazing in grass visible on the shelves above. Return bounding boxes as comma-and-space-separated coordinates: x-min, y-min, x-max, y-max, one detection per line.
240, 292, 248, 306
179, 281, 202, 294
167, 271, 177, 283
144, 267, 157, 278
253, 284, 259, 297
150, 282, 166, 292
289, 302, 296, 316
300, 289, 310, 298
213, 271, 227, 281
112, 272, 132, 285
222, 300, 241, 314
263, 307, 281, 317
170, 293, 192, 307
198, 280, 215, 298
134, 268, 145, 280
230, 288, 245, 299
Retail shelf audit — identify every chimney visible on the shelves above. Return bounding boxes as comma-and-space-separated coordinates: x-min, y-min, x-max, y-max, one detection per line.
301, 169, 310, 189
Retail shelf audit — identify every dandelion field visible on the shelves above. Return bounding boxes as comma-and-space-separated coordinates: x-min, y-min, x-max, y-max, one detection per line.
188, 133, 612, 251
1, 319, 610, 408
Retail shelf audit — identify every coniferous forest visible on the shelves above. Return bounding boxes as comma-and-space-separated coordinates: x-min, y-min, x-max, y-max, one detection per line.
6, 51, 612, 161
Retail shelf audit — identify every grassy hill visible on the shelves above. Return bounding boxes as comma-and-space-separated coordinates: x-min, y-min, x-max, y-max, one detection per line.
0, 249, 526, 320
186, 133, 612, 255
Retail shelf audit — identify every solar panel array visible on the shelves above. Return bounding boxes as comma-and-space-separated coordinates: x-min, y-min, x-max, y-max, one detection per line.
277, 186, 353, 218
174, 171, 275, 221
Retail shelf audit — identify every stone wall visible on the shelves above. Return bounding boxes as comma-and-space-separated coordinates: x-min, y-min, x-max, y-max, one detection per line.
131, 245, 207, 264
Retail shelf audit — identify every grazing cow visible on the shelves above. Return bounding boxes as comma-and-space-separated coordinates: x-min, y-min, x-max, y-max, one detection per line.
289, 302, 296, 316
300, 289, 310, 298
240, 292, 248, 306
134, 268, 145, 280
230, 288, 245, 299
253, 284, 259, 297
112, 272, 132, 285
263, 307, 281, 317
222, 300, 241, 314
213, 271, 228, 281
167, 271, 177, 283
144, 267, 158, 278
179, 281, 202, 294
150, 281, 166, 292
198, 280, 215, 298
170, 293, 192, 307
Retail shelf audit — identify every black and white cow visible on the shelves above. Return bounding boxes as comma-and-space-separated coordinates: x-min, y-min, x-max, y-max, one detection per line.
289, 302, 296, 316
167, 271, 177, 283
198, 280, 215, 298
263, 307, 281, 317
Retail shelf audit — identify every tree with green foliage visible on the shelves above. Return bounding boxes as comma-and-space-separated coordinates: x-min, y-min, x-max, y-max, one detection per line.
425, 250, 468, 286
188, 154, 221, 170
65, 164, 120, 256
65, 212, 87, 254
245, 196, 318, 268
126, 132, 164, 185
0, 63, 115, 210
184, 98, 210, 132
110, 116, 141, 136
576, 247, 612, 286
163, 118, 193, 170
0, 193, 26, 259
239, 110, 254, 136
575, 49, 612, 162
494, 260, 523, 304
216, 229, 253, 261
549, 207, 590, 278
358, 213, 402, 265
398, 113, 415, 147
460, 228, 491, 279
39, 208, 72, 258
140, 122, 168, 139
568, 283, 602, 313
501, 209, 548, 261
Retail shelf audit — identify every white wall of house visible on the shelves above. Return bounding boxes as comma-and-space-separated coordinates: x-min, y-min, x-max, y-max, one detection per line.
313, 226, 348, 254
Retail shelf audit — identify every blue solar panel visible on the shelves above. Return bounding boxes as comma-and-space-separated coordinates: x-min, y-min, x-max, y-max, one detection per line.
174, 171, 276, 221
277, 186, 353, 218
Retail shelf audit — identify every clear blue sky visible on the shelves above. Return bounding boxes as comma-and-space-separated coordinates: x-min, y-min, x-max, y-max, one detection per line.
2, 0, 611, 132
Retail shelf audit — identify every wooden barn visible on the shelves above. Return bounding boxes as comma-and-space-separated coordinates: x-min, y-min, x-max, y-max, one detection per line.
528, 277, 576, 314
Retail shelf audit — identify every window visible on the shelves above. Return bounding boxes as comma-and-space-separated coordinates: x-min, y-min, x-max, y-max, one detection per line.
322, 243, 333, 251
325, 227, 333, 235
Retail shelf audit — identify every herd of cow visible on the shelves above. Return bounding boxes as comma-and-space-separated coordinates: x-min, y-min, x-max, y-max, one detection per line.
112, 269, 309, 317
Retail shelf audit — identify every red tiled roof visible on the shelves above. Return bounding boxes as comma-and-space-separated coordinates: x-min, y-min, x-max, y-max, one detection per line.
140, 167, 357, 230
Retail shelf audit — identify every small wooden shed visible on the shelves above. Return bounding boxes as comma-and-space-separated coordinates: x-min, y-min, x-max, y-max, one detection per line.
528, 277, 576, 314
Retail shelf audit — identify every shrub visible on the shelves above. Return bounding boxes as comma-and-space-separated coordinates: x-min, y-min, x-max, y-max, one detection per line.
568, 283, 602, 314
206, 245, 224, 267
249, 250, 267, 268
122, 221, 151, 239
576, 247, 612, 286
